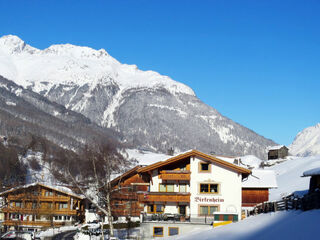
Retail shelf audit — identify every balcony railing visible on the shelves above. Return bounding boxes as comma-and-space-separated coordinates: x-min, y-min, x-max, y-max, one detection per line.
141, 213, 238, 224
138, 192, 190, 203
3, 220, 73, 227
1, 207, 79, 215
159, 170, 191, 181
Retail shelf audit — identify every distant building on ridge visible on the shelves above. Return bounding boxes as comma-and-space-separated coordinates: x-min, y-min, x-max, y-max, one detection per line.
267, 145, 289, 160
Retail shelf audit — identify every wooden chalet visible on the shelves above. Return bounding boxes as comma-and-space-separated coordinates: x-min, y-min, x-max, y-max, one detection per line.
0, 183, 85, 231
268, 145, 289, 160
110, 166, 149, 218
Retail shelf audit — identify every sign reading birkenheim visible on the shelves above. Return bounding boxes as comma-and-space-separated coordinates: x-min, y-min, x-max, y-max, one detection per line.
194, 197, 224, 203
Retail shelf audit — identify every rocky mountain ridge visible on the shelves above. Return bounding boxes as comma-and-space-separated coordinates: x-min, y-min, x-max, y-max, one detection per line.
0, 35, 276, 158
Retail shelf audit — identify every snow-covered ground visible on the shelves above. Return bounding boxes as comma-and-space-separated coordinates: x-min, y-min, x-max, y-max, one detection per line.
268, 155, 320, 200
36, 226, 77, 239
174, 209, 320, 240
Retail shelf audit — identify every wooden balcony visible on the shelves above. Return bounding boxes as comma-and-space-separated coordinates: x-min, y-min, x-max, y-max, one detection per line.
159, 170, 191, 181
138, 192, 190, 203
7, 195, 69, 202
3, 220, 70, 227
1, 207, 79, 215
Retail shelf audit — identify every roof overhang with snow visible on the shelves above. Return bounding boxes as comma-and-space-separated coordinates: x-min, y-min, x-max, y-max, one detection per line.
0, 182, 85, 199
302, 167, 320, 177
242, 169, 278, 188
267, 145, 288, 151
110, 165, 143, 186
137, 149, 251, 176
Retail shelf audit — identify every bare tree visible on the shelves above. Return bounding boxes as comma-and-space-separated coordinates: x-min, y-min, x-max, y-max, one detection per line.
52, 138, 131, 238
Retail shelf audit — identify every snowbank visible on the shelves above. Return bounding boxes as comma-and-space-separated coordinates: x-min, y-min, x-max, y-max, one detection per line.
175, 209, 320, 240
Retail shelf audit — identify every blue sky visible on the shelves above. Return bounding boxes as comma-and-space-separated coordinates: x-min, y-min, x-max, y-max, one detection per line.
0, 0, 319, 145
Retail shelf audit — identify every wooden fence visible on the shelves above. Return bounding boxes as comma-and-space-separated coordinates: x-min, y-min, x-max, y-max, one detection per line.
249, 191, 320, 216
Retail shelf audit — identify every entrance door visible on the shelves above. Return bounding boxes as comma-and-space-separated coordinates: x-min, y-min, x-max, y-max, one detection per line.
179, 205, 186, 215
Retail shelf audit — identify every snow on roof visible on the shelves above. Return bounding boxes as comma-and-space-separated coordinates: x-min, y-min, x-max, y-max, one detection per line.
242, 169, 278, 188
303, 167, 320, 177
268, 145, 286, 151
0, 182, 84, 199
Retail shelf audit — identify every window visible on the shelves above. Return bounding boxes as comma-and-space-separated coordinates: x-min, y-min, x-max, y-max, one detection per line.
32, 191, 39, 196
179, 184, 187, 192
199, 205, 219, 216
200, 183, 219, 194
199, 162, 211, 172
32, 202, 38, 209
169, 227, 179, 236
148, 204, 164, 213
153, 227, 164, 237
45, 191, 53, 196
159, 183, 174, 192
159, 184, 166, 192
15, 201, 22, 208
59, 203, 68, 209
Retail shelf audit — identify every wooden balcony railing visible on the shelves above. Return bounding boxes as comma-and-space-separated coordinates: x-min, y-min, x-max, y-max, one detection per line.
7, 195, 69, 202
3, 220, 71, 227
138, 192, 190, 203
1, 207, 79, 215
159, 171, 191, 181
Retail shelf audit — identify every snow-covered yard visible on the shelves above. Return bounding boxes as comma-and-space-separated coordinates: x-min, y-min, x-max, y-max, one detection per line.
174, 209, 320, 240
36, 226, 78, 239
269, 155, 320, 200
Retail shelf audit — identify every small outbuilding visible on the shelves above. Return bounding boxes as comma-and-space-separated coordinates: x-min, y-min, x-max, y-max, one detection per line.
242, 169, 277, 207
302, 167, 320, 193
267, 145, 289, 160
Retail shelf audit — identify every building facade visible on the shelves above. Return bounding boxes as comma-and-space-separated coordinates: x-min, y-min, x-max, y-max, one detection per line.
0, 183, 85, 231
137, 150, 251, 222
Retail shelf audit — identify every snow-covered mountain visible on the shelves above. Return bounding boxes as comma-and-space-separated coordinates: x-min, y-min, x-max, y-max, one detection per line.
289, 123, 320, 157
0, 35, 275, 158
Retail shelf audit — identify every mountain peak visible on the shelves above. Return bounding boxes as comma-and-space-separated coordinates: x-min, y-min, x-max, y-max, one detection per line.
0, 35, 38, 55
289, 123, 320, 156
43, 43, 111, 60
0, 34, 195, 96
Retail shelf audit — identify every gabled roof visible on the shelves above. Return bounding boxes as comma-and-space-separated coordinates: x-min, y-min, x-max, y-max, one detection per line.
137, 149, 251, 175
110, 165, 143, 186
0, 182, 84, 199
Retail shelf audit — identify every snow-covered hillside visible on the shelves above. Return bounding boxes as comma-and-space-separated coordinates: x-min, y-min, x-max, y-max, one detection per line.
289, 123, 320, 157
0, 35, 275, 158
268, 155, 320, 201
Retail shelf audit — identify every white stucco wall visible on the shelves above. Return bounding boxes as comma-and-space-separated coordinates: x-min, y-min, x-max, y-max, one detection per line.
189, 156, 242, 220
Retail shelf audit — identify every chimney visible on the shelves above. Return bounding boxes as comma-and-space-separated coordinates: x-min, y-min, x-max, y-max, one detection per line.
167, 147, 174, 156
